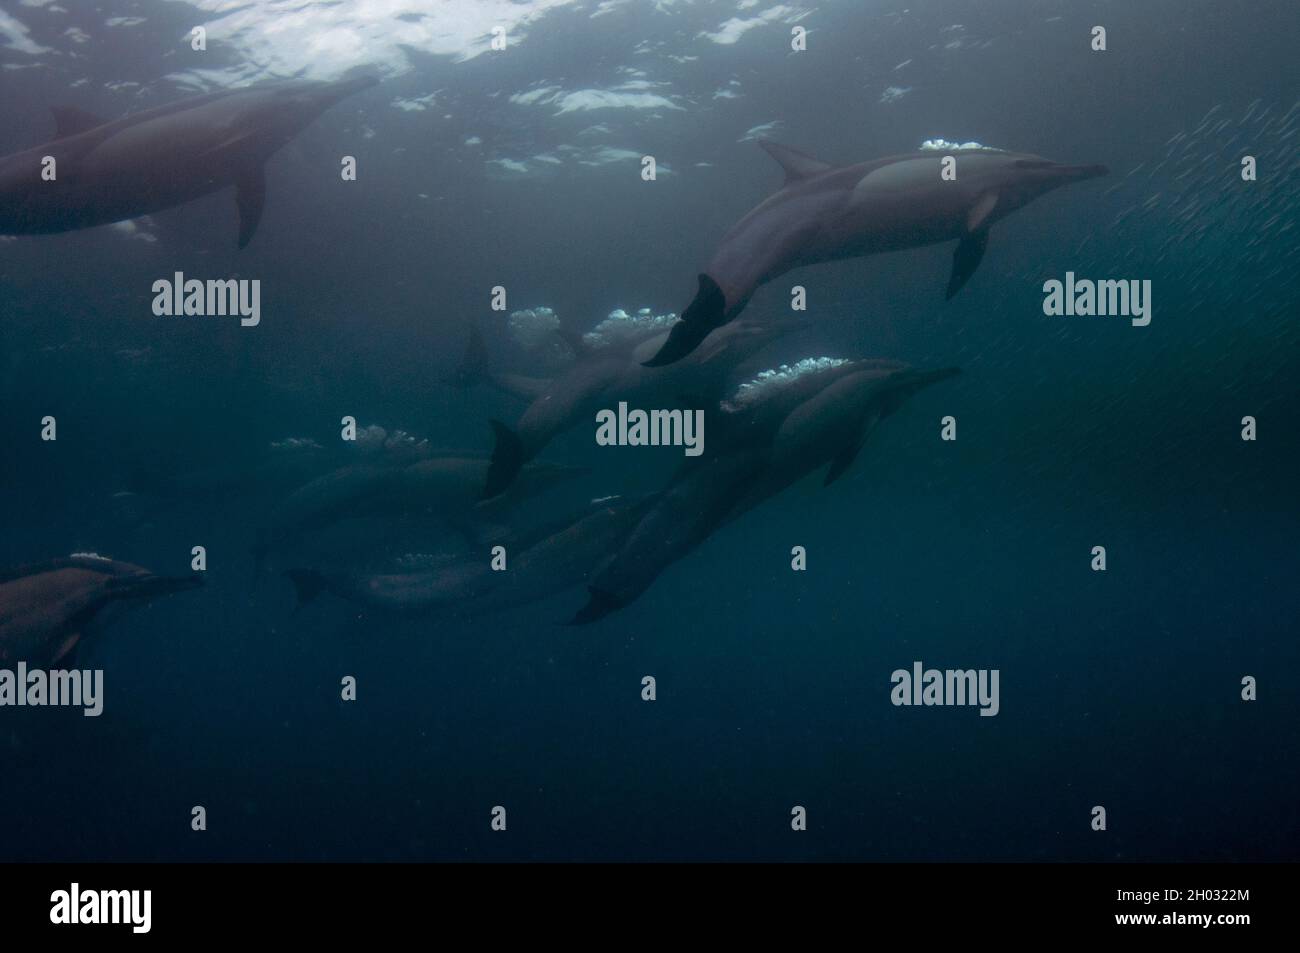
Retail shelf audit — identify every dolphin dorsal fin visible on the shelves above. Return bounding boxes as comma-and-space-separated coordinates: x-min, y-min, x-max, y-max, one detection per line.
757, 140, 833, 185
50, 105, 105, 139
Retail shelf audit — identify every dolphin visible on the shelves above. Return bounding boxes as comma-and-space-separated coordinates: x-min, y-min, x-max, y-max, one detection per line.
128, 425, 433, 506
483, 315, 794, 499
254, 454, 586, 567
645, 140, 1109, 365
730, 363, 961, 508
0, 555, 202, 667
0, 75, 377, 247
284, 495, 654, 615
571, 360, 958, 623
286, 554, 498, 616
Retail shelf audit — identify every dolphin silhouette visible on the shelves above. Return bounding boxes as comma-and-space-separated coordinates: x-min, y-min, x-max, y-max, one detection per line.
645, 140, 1108, 365
0, 75, 377, 247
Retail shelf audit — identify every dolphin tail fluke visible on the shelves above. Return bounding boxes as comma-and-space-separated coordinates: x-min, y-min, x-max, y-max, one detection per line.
644, 274, 727, 367
483, 419, 525, 499
945, 229, 988, 299
234, 164, 266, 249
567, 587, 623, 626
642, 319, 711, 367
283, 569, 326, 611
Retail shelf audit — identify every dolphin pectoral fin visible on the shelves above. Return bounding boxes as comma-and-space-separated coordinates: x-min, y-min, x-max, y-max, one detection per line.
945, 228, 989, 300
483, 420, 526, 499
568, 587, 622, 625
824, 439, 867, 487
946, 192, 998, 298
824, 411, 881, 487
644, 274, 727, 367
50, 106, 105, 139
234, 165, 267, 249
757, 140, 834, 185
966, 191, 1000, 232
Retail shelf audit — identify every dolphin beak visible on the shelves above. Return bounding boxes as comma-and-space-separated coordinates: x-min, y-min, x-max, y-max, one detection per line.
909, 366, 961, 388
1057, 163, 1109, 182
890, 366, 961, 397
110, 573, 204, 600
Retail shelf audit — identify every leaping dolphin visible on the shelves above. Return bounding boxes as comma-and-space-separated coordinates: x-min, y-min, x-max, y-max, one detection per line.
0, 75, 376, 247
645, 140, 1109, 366
0, 555, 202, 667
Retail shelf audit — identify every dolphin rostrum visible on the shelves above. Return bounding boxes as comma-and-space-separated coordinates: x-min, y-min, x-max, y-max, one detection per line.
645, 140, 1109, 365
0, 554, 202, 667
0, 75, 376, 247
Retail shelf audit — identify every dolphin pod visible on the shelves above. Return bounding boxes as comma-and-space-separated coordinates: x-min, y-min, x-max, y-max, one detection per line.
278, 353, 958, 625
644, 140, 1109, 366
1, 73, 1105, 635
0, 75, 376, 247
0, 555, 202, 667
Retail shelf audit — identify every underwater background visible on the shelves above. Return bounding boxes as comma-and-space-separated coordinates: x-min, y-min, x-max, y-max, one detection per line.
1, 0, 1297, 862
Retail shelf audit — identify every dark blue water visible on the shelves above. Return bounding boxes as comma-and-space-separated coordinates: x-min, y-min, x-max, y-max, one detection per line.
1, 0, 1296, 862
